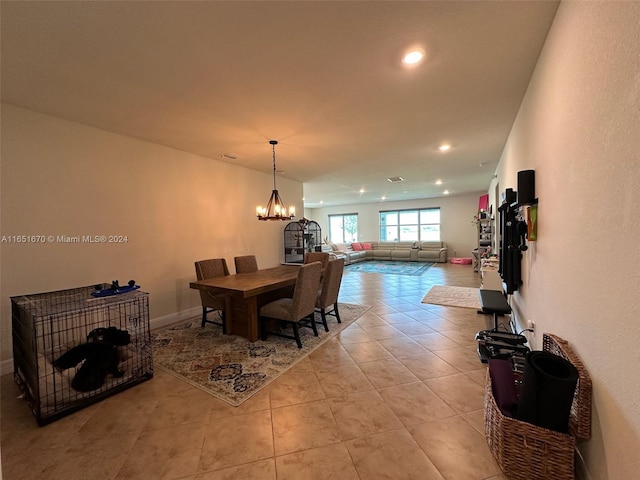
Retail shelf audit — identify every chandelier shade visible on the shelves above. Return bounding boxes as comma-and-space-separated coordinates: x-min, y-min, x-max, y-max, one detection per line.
256, 140, 295, 221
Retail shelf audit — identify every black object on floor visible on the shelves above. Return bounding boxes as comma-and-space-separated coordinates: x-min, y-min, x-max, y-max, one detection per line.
516, 350, 579, 433
479, 289, 512, 331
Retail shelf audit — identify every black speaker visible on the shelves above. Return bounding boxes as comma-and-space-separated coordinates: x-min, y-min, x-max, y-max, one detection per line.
517, 170, 535, 205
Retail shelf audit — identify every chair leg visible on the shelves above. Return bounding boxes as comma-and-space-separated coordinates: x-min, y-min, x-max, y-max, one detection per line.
260, 317, 268, 341
320, 310, 329, 332
309, 313, 318, 336
292, 323, 302, 349
334, 302, 341, 323
201, 306, 207, 328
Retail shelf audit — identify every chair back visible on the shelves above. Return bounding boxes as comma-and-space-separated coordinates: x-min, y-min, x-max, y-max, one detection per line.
317, 258, 344, 308
195, 258, 230, 280
234, 255, 258, 274
290, 262, 323, 320
304, 252, 330, 268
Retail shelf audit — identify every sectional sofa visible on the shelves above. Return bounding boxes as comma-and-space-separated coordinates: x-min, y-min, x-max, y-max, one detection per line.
324, 241, 448, 265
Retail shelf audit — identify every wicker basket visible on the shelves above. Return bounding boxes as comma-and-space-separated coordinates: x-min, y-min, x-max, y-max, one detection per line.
484, 333, 592, 480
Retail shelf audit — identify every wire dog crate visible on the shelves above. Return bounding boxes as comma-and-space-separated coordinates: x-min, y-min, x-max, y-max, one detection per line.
11, 284, 153, 425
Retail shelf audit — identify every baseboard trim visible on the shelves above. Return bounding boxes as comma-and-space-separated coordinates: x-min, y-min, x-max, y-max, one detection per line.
0, 307, 201, 377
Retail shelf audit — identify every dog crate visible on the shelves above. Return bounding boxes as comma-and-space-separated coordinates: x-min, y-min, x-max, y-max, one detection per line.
11, 284, 153, 425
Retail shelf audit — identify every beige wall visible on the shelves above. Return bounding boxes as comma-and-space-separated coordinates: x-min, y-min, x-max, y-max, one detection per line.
0, 104, 303, 365
305, 191, 486, 258
496, 2, 640, 478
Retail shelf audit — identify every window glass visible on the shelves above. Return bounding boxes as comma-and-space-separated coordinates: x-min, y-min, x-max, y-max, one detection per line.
329, 214, 358, 243
379, 208, 440, 241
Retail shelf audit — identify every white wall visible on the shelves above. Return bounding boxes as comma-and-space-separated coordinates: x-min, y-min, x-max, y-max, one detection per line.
0, 104, 303, 365
496, 2, 640, 478
305, 191, 486, 258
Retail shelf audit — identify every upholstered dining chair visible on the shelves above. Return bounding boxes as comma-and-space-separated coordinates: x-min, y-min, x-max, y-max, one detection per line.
259, 262, 323, 348
303, 251, 330, 268
194, 258, 230, 332
315, 257, 345, 331
234, 255, 258, 274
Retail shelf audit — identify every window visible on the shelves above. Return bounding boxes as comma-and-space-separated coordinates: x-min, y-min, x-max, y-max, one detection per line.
379, 208, 440, 241
329, 214, 358, 243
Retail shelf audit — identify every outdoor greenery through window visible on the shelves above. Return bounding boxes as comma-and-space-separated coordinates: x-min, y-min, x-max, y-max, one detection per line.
379, 208, 440, 241
329, 214, 358, 243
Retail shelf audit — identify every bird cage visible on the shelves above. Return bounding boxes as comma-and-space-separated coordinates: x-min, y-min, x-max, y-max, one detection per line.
284, 219, 321, 263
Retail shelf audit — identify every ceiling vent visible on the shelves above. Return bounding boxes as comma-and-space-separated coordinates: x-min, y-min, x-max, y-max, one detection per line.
387, 176, 405, 183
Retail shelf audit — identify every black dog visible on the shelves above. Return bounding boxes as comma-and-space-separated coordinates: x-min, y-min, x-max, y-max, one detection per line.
54, 327, 131, 392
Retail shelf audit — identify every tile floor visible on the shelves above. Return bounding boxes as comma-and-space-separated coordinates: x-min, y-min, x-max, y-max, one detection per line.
1, 263, 508, 480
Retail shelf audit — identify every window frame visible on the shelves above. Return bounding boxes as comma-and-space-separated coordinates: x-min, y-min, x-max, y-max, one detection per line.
379, 208, 441, 242
328, 213, 359, 244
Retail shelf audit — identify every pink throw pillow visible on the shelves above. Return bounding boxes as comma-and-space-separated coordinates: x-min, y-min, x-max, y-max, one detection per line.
362, 242, 373, 250
351, 242, 363, 251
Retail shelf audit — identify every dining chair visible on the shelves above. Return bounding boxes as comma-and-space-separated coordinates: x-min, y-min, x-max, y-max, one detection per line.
259, 262, 323, 348
303, 251, 330, 268
194, 258, 230, 332
234, 255, 258, 274
315, 257, 345, 331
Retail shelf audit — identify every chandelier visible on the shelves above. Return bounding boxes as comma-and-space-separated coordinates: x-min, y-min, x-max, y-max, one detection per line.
256, 140, 295, 221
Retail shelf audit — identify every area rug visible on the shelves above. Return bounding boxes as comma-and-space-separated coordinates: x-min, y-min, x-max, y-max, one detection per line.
421, 285, 481, 309
151, 303, 369, 406
345, 261, 434, 276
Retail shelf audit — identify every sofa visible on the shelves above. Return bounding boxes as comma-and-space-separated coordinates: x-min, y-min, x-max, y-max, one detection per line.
325, 241, 447, 265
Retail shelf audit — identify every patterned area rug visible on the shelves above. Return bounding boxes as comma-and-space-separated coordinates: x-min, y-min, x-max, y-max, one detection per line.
422, 285, 481, 309
152, 303, 369, 406
345, 261, 434, 276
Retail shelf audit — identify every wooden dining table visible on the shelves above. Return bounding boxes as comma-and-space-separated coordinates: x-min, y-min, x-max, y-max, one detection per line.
189, 264, 302, 342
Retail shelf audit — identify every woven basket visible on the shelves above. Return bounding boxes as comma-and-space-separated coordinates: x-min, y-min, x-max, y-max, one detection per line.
484, 333, 592, 480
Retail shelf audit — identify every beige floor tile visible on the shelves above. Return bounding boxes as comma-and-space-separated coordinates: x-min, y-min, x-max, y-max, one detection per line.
355, 314, 390, 328
404, 309, 443, 322
379, 382, 456, 426
208, 387, 272, 420
392, 321, 436, 336
425, 373, 485, 413
412, 332, 462, 351
398, 351, 460, 380
439, 327, 483, 347
377, 336, 429, 357
199, 410, 274, 471
195, 459, 276, 479
115, 423, 206, 479
465, 368, 488, 386
409, 415, 501, 480
358, 357, 419, 388
315, 363, 375, 398
275, 442, 360, 480
269, 369, 326, 408
462, 409, 486, 435
345, 429, 444, 480
357, 323, 406, 341
342, 341, 394, 363
433, 346, 484, 372
377, 311, 415, 324
336, 324, 376, 344
272, 399, 341, 456
143, 385, 217, 431
327, 390, 403, 440
308, 339, 358, 372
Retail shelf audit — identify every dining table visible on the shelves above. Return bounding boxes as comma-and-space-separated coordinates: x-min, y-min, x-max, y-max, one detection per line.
189, 264, 302, 342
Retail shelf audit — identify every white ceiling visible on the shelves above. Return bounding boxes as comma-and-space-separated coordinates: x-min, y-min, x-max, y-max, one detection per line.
1, 1, 559, 208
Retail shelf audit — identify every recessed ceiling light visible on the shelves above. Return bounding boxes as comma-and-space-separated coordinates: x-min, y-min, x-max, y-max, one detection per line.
435, 179, 443, 185
359, 188, 365, 194
402, 49, 425, 65
381, 196, 386, 200
387, 176, 404, 182
443, 190, 450, 195
438, 145, 451, 151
